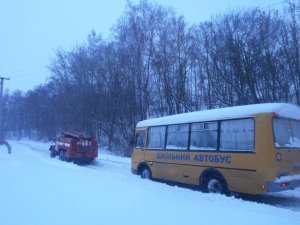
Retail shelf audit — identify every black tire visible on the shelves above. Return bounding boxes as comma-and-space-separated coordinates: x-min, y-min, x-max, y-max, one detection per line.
141, 167, 152, 180
59, 151, 66, 161
206, 177, 227, 194
50, 151, 55, 158
88, 158, 94, 164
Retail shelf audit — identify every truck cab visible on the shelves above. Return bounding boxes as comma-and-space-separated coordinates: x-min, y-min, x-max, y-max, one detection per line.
49, 131, 98, 164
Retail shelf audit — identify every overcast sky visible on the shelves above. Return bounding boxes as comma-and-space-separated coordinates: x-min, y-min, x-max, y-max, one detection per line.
0, 0, 285, 92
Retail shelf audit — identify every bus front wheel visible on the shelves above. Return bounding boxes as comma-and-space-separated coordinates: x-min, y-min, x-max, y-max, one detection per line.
141, 167, 152, 180
207, 178, 227, 194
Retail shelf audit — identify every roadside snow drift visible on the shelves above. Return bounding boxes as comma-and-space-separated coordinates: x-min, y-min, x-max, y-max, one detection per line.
0, 140, 299, 225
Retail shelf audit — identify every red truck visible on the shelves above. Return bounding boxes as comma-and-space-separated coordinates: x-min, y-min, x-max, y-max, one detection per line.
49, 131, 98, 164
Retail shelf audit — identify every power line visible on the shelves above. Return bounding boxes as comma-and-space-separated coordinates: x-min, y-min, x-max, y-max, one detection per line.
260, 1, 286, 9
10, 71, 49, 78
0, 66, 49, 76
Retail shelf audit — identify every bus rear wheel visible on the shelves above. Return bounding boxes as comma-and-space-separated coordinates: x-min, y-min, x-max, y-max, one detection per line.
141, 167, 152, 180
207, 178, 227, 194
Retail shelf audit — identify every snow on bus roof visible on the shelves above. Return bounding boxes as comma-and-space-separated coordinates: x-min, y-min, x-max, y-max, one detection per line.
137, 103, 300, 127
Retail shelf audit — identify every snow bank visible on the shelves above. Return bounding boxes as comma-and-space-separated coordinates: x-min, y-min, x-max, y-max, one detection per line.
0, 140, 300, 225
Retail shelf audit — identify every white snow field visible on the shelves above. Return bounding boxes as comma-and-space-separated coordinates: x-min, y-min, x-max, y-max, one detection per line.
0, 140, 300, 225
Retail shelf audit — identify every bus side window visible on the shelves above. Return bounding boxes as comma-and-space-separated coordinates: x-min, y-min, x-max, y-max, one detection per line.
135, 131, 145, 149
147, 126, 166, 149
166, 124, 189, 150
220, 118, 254, 151
190, 122, 217, 151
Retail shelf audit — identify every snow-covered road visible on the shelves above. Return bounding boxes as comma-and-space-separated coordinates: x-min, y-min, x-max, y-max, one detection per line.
0, 140, 300, 225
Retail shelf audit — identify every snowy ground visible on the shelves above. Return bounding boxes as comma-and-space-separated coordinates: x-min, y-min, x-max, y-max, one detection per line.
0, 140, 300, 225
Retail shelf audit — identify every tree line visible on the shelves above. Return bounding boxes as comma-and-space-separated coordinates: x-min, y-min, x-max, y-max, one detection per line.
3, 0, 300, 156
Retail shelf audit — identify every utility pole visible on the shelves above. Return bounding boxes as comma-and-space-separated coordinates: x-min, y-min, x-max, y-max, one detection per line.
0, 77, 10, 145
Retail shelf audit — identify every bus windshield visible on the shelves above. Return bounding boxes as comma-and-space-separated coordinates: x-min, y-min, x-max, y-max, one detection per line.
273, 118, 300, 148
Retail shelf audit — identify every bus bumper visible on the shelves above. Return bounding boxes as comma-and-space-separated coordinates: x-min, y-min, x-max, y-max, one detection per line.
266, 176, 300, 192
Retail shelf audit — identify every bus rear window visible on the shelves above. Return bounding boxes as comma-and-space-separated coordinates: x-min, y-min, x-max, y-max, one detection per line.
273, 118, 300, 148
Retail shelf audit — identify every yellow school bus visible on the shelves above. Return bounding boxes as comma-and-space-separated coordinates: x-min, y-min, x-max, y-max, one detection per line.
131, 103, 300, 195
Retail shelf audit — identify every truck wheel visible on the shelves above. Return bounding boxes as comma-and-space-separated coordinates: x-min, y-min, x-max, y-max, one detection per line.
59, 151, 66, 161
141, 167, 152, 180
50, 151, 55, 158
